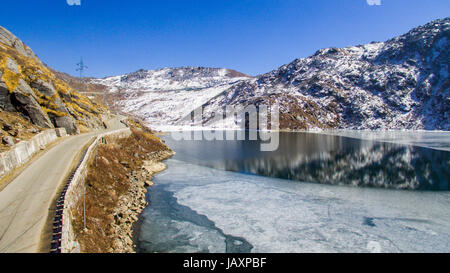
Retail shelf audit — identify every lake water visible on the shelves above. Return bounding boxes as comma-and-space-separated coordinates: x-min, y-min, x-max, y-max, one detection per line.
138, 131, 450, 253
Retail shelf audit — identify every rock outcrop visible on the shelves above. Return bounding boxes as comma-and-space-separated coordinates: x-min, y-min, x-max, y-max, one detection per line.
0, 26, 108, 136
0, 26, 40, 62
10, 79, 53, 128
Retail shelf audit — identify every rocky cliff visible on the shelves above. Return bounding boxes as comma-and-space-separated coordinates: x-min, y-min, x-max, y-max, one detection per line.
0, 26, 107, 145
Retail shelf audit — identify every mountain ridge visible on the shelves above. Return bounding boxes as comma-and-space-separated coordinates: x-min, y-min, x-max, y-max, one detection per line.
92, 17, 447, 131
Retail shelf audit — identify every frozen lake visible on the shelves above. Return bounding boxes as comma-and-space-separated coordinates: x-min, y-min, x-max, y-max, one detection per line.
138, 131, 450, 253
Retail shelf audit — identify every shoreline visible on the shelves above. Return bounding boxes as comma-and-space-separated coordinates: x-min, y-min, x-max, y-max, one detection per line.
111, 150, 175, 253
157, 128, 450, 152
150, 124, 450, 133
70, 127, 175, 253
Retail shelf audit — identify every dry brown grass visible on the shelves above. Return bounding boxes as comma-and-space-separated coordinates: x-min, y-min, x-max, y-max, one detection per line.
0, 111, 42, 152
71, 128, 170, 253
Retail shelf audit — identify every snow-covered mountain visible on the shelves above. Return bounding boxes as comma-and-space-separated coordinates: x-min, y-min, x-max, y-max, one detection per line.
93, 18, 449, 131
93, 67, 251, 127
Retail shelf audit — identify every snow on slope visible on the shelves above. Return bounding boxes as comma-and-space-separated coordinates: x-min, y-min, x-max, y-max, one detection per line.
93, 18, 449, 131
200, 18, 449, 130
92, 67, 252, 128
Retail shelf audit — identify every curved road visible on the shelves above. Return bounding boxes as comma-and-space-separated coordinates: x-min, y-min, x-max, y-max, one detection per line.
0, 116, 125, 253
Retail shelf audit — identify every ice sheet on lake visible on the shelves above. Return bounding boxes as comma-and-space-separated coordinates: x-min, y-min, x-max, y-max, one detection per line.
143, 159, 450, 253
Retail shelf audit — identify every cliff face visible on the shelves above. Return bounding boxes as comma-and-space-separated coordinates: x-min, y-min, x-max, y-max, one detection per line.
0, 26, 107, 140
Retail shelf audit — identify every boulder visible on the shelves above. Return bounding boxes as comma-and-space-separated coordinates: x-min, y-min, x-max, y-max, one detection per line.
10, 80, 53, 128
55, 127, 66, 137
2, 135, 14, 146
53, 97, 71, 113
9, 129, 21, 137
59, 91, 73, 102
15, 79, 35, 96
54, 115, 78, 134
2, 122, 13, 131
30, 79, 57, 97
5, 57, 19, 73
28, 79, 71, 118
0, 78, 15, 111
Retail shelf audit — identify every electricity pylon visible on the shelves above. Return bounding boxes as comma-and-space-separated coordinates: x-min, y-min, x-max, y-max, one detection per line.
76, 57, 88, 78
76, 57, 88, 93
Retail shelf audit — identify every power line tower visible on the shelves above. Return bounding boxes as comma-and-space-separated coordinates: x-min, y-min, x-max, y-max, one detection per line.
76, 57, 88, 78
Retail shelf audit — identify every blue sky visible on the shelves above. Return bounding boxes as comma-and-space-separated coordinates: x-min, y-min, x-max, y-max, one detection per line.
1, 0, 449, 78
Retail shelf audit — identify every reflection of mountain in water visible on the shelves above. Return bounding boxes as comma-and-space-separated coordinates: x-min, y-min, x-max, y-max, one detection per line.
223, 136, 449, 190
163, 132, 450, 191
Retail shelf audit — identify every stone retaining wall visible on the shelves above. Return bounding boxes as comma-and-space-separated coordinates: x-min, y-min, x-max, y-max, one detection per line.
0, 128, 67, 180
61, 128, 131, 253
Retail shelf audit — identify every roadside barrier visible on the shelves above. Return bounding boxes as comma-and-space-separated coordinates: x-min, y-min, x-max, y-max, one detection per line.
49, 128, 131, 253
50, 148, 88, 253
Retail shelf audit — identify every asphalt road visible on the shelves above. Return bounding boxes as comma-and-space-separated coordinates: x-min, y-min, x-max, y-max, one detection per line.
0, 115, 125, 253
